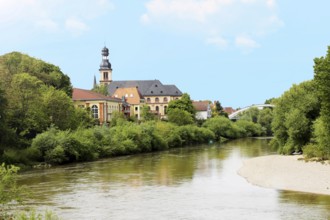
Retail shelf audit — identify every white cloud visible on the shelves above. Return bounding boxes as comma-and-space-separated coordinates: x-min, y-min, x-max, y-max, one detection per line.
36, 19, 59, 32
266, 0, 276, 9
65, 18, 89, 36
0, 0, 114, 36
235, 35, 260, 49
141, 0, 283, 51
206, 37, 228, 49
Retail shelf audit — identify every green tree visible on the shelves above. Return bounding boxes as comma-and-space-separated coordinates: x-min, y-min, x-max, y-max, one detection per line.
264, 98, 275, 104
239, 107, 259, 123
42, 86, 77, 130
167, 109, 194, 126
0, 84, 11, 150
203, 116, 239, 140
313, 46, 330, 159
91, 84, 109, 96
0, 52, 72, 97
257, 108, 273, 136
140, 104, 156, 121
7, 73, 48, 140
167, 93, 195, 116
271, 80, 320, 154
212, 101, 228, 117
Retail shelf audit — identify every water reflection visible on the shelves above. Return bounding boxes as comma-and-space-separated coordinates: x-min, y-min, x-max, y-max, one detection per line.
18, 138, 330, 219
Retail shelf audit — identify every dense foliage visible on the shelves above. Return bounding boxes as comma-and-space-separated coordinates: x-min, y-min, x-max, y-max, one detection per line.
270, 81, 320, 154
271, 46, 330, 159
303, 46, 330, 159
25, 121, 214, 165
0, 52, 95, 160
167, 93, 195, 116
0, 51, 275, 166
0, 52, 72, 96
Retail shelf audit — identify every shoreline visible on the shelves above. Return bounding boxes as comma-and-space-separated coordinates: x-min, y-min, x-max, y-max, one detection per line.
238, 155, 330, 195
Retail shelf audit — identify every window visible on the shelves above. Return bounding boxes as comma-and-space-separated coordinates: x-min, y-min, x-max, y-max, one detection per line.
91, 105, 98, 119
147, 98, 151, 103
163, 97, 168, 103
155, 97, 159, 103
104, 72, 108, 80
135, 107, 138, 111
164, 106, 168, 114
156, 106, 159, 112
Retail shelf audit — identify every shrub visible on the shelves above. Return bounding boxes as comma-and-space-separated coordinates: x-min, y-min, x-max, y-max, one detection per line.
203, 116, 239, 140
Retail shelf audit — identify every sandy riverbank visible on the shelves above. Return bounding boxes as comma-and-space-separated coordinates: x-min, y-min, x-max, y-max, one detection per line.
238, 155, 330, 195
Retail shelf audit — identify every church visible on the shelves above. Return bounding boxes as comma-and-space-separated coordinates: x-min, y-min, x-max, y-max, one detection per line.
97, 46, 183, 119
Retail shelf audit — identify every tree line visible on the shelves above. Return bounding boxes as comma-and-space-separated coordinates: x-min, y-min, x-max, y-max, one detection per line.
270, 46, 330, 160
0, 52, 275, 167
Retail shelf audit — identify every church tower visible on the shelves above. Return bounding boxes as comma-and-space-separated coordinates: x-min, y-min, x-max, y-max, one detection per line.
99, 46, 112, 86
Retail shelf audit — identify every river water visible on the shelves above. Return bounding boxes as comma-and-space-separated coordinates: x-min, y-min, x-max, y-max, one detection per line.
18, 138, 330, 219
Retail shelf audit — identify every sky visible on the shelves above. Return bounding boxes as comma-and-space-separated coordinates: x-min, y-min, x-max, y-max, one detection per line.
1, 0, 330, 108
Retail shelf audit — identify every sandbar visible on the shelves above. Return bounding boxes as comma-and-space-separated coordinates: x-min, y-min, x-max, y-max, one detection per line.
238, 155, 330, 195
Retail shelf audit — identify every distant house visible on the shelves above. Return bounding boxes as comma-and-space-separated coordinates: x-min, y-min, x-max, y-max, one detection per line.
193, 101, 212, 120
223, 107, 235, 115
97, 46, 182, 118
72, 88, 130, 124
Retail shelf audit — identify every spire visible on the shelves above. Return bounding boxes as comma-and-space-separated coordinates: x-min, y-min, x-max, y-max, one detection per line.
93, 75, 97, 89
99, 46, 113, 86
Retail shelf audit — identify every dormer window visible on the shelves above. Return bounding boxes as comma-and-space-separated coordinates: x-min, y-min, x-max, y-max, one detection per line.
155, 85, 158, 87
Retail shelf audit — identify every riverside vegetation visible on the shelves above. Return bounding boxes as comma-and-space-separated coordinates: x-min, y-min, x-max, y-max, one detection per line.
0, 52, 271, 167
0, 51, 272, 219
270, 46, 330, 160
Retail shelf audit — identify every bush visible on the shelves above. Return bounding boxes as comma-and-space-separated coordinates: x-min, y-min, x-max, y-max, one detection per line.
167, 109, 194, 126
203, 116, 239, 140
235, 120, 263, 137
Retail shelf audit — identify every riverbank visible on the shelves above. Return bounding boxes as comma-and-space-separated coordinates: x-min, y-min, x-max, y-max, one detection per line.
238, 155, 330, 195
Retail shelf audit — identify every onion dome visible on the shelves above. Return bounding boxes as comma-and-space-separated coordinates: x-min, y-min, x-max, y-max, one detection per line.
102, 47, 109, 57
100, 59, 111, 70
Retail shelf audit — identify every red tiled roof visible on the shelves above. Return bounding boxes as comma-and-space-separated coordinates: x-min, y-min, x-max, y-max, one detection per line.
72, 88, 121, 102
223, 107, 235, 114
193, 101, 210, 111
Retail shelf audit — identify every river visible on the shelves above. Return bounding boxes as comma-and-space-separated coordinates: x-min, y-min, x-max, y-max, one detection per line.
18, 138, 330, 219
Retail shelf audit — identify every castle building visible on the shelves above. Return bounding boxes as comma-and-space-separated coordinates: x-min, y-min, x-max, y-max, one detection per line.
98, 46, 182, 119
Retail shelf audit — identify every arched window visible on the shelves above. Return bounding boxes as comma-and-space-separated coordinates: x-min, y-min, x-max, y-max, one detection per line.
156, 106, 159, 112
91, 105, 98, 119
147, 98, 151, 103
155, 97, 159, 103
163, 97, 168, 103
164, 106, 168, 114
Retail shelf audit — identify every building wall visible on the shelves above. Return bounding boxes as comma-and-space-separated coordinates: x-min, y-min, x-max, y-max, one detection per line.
73, 100, 122, 123
196, 111, 209, 120
145, 95, 180, 117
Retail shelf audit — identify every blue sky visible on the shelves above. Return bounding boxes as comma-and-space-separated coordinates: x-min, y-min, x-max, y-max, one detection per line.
1, 0, 329, 108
